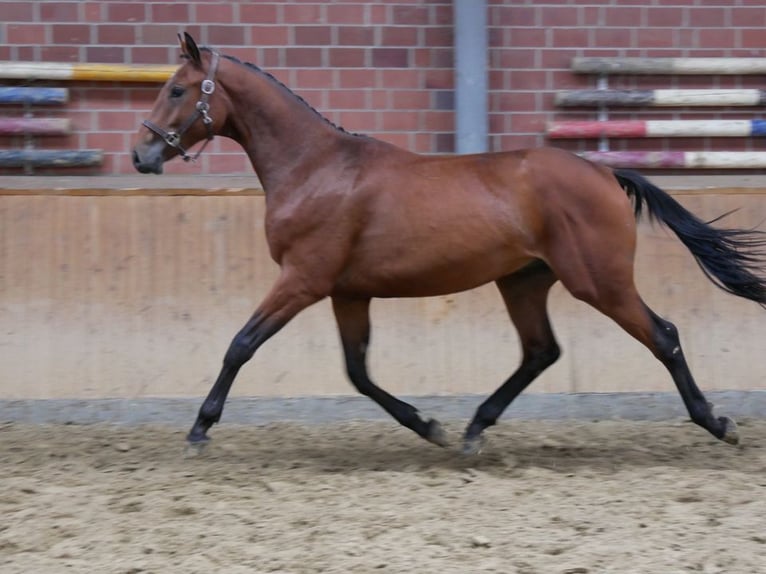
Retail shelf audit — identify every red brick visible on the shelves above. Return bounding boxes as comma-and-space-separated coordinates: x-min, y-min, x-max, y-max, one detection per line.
251, 26, 289, 45
150, 3, 190, 23
329, 48, 366, 68
390, 90, 430, 110
193, 2, 234, 23
131, 47, 174, 65
328, 90, 368, 109
419, 110, 452, 131
697, 28, 736, 48
636, 28, 676, 49
40, 45, 80, 62
424, 69, 453, 90
87, 46, 126, 63
688, 8, 728, 28
508, 70, 547, 91
510, 113, 546, 134
434, 133, 453, 153
372, 48, 409, 68
327, 4, 365, 24
293, 69, 335, 89
98, 110, 140, 132
339, 70, 376, 89
2, 2, 35, 21
285, 47, 323, 68
240, 4, 279, 24
542, 7, 579, 27
86, 132, 128, 153
381, 26, 419, 47
284, 4, 324, 24
41, 2, 80, 22
379, 69, 421, 89
334, 111, 377, 132
603, 7, 642, 27
433, 5, 452, 26
392, 6, 429, 25
594, 28, 634, 49
424, 27, 452, 47
647, 7, 683, 27
338, 26, 375, 46
107, 3, 146, 23
52, 24, 91, 44
732, 8, 766, 27
491, 5, 537, 27
741, 29, 766, 49
7, 24, 47, 44
368, 5, 387, 25
294, 26, 333, 45
551, 28, 589, 49
97, 25, 135, 45
509, 27, 548, 48
208, 26, 246, 45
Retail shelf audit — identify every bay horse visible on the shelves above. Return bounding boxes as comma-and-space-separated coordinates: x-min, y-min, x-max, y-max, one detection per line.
132, 33, 765, 454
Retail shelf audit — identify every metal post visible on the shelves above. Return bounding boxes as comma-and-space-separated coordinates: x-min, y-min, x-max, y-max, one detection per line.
454, 0, 488, 154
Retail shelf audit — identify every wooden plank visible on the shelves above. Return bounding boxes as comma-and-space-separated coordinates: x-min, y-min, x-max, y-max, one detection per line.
0, 87, 69, 105
555, 89, 766, 107
572, 57, 766, 75
0, 117, 71, 135
0, 149, 103, 168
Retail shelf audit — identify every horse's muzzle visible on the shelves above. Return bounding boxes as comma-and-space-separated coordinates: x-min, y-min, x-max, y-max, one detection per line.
132, 145, 164, 174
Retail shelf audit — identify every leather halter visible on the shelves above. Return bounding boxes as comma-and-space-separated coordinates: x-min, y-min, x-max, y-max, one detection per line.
142, 51, 221, 162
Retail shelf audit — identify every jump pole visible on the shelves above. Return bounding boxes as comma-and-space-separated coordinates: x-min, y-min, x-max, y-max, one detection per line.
548, 119, 766, 139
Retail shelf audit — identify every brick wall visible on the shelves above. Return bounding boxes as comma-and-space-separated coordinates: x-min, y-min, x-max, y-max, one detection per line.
0, 1, 764, 175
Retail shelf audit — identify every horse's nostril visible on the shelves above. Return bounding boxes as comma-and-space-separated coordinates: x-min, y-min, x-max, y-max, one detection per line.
132, 149, 141, 167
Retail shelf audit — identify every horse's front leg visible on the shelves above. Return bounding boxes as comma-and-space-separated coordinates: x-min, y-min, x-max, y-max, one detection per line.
187, 269, 324, 444
332, 296, 449, 447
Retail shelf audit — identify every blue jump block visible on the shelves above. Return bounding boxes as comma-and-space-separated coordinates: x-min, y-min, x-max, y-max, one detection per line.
0, 87, 69, 105
0, 149, 103, 168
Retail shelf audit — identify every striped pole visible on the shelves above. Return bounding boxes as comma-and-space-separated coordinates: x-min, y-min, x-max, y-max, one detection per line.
555, 89, 766, 108
572, 57, 766, 75
0, 87, 69, 104
0, 61, 177, 82
579, 151, 766, 169
0, 150, 103, 168
0, 117, 71, 136
548, 119, 766, 139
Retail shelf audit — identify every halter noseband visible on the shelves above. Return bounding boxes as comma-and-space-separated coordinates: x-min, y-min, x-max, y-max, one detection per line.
142, 50, 221, 162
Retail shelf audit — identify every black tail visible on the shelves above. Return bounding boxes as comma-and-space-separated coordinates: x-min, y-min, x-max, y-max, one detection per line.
613, 168, 766, 307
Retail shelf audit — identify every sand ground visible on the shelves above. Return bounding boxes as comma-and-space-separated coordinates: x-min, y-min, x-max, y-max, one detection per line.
1, 418, 765, 574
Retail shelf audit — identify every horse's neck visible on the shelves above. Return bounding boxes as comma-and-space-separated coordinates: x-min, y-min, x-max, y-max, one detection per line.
223, 68, 345, 193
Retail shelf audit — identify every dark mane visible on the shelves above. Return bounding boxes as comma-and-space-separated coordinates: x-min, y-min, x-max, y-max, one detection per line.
200, 48, 361, 137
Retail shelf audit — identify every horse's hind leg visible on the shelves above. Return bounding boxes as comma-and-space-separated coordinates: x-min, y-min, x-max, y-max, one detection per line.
463, 262, 561, 454
552, 255, 738, 445
643, 304, 738, 444
332, 296, 449, 447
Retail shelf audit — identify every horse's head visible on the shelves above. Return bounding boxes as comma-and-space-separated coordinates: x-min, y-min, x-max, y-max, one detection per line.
132, 32, 225, 174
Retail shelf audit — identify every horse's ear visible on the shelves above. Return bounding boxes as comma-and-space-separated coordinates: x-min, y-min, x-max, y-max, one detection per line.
178, 32, 202, 67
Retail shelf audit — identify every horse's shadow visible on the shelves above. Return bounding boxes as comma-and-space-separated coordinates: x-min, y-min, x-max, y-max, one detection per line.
184, 419, 759, 478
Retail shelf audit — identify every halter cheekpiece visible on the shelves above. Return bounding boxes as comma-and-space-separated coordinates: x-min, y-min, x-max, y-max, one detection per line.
143, 51, 220, 162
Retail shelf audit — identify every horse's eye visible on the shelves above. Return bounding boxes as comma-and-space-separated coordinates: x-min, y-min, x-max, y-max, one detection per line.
169, 85, 185, 99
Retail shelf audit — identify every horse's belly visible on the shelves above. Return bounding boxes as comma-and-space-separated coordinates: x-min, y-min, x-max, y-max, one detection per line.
332, 248, 536, 298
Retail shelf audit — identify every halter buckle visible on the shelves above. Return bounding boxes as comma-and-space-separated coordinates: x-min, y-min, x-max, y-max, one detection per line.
165, 131, 181, 146
201, 79, 215, 95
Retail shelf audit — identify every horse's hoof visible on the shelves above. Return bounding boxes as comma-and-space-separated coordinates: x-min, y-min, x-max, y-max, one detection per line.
184, 440, 209, 458
462, 435, 485, 456
184, 433, 210, 458
720, 417, 739, 445
425, 419, 450, 448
